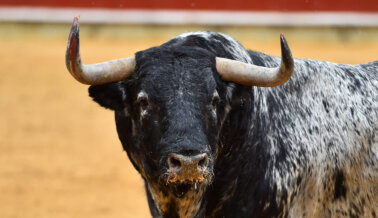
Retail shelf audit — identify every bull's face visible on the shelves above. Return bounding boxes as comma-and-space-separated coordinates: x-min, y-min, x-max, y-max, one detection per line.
89, 46, 232, 215
65, 17, 294, 217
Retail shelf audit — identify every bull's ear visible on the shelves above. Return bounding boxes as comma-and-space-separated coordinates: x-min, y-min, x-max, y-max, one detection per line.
88, 82, 126, 111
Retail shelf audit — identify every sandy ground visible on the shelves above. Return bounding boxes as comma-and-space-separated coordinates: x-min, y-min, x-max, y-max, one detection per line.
0, 23, 377, 218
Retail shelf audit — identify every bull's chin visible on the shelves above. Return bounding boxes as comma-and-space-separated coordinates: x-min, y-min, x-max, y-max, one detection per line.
150, 176, 212, 217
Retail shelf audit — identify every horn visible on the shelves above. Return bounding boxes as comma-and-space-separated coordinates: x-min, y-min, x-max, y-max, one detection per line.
65, 17, 136, 85
216, 34, 294, 87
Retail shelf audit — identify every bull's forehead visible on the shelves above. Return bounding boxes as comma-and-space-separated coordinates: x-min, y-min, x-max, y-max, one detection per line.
135, 46, 217, 102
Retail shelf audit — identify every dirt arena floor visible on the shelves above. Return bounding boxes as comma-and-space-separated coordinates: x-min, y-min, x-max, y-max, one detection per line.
0, 23, 377, 218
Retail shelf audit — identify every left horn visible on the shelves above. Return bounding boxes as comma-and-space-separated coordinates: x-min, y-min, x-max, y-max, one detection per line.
65, 16, 136, 85
215, 34, 294, 87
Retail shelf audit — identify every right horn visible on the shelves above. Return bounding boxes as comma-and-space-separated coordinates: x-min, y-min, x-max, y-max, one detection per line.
66, 16, 136, 85
215, 34, 294, 87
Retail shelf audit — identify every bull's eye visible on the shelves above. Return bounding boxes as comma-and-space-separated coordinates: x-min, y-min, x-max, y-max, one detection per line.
138, 98, 149, 110
137, 91, 149, 117
211, 91, 220, 107
138, 99, 149, 119
212, 96, 220, 107
209, 91, 220, 119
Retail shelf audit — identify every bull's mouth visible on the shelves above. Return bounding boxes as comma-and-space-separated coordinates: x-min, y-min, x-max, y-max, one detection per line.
169, 181, 207, 198
171, 182, 197, 198
160, 171, 213, 198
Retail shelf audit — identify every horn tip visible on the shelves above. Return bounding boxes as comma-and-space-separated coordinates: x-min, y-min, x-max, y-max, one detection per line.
67, 16, 80, 51
73, 16, 80, 26
279, 33, 287, 46
71, 16, 80, 32
279, 33, 292, 56
279, 33, 294, 76
66, 16, 81, 77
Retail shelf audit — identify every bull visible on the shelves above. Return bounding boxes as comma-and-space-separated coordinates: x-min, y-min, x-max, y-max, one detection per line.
65, 17, 377, 217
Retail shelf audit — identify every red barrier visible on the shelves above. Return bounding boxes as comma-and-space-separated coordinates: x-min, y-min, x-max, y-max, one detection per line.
0, 0, 377, 12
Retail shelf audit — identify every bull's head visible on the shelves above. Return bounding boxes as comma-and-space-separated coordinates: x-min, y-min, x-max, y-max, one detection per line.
66, 17, 294, 217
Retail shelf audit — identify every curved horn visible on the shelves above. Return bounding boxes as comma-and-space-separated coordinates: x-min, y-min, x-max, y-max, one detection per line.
216, 34, 294, 87
65, 17, 136, 85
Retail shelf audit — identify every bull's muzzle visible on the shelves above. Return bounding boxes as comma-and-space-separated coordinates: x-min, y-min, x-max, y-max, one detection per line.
165, 153, 210, 184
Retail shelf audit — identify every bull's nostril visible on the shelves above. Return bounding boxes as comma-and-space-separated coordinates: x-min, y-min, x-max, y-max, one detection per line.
198, 158, 206, 168
168, 156, 182, 170
197, 155, 209, 168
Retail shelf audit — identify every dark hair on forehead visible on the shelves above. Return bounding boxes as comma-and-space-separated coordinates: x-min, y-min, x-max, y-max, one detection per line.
133, 45, 217, 80
136, 45, 215, 63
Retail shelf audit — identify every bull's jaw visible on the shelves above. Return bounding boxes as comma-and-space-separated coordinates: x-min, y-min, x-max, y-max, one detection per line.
148, 182, 207, 218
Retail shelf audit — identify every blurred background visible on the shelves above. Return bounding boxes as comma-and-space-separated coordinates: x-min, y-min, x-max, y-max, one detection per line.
0, 1, 377, 217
